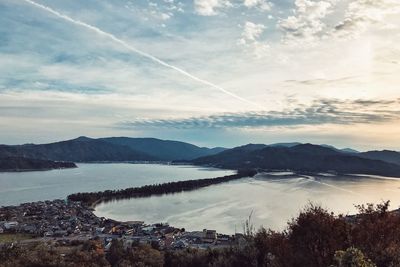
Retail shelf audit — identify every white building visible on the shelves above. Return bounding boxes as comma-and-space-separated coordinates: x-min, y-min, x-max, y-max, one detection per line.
4, 221, 18, 230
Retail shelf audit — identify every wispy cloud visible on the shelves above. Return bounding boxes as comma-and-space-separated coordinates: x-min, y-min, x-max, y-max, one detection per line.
118, 98, 400, 129
21, 0, 262, 109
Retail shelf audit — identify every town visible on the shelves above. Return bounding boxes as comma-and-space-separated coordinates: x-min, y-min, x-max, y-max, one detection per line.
0, 199, 244, 251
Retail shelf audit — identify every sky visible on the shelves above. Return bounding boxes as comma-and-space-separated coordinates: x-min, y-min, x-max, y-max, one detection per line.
0, 0, 400, 150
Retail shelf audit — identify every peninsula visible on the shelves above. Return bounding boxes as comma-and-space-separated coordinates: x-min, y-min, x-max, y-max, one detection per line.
67, 169, 257, 206
0, 157, 76, 172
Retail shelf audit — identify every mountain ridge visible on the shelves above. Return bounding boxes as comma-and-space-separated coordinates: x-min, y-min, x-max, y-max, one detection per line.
99, 137, 226, 161
0, 136, 226, 162
189, 143, 400, 177
1, 137, 400, 177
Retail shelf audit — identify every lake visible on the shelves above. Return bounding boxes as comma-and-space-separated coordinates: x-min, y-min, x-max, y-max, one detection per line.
0, 163, 234, 206
3, 164, 400, 235
94, 172, 400, 234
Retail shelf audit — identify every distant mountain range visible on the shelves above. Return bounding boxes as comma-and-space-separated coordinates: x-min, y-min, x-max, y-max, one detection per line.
242, 142, 360, 154
98, 137, 226, 161
357, 150, 400, 165
189, 143, 400, 177
1, 137, 399, 176
0, 137, 226, 165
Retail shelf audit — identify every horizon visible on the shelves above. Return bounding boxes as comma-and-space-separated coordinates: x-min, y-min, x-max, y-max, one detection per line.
1, 0, 400, 151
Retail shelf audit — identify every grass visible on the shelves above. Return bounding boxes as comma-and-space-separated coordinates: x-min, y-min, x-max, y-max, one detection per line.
0, 233, 33, 243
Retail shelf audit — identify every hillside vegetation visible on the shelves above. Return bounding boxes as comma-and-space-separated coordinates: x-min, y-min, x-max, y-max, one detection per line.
0, 157, 76, 172
190, 144, 400, 177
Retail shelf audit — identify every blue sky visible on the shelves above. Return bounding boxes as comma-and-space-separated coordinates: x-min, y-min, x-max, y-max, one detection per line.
1, 0, 400, 150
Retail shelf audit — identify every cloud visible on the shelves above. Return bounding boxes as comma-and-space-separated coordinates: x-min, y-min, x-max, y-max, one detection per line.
278, 0, 337, 43
193, 0, 272, 16
242, 21, 265, 41
2, 0, 400, 149
193, 0, 232, 16
243, 0, 272, 11
284, 76, 358, 86
238, 21, 269, 57
278, 0, 400, 44
145, 0, 184, 22
333, 0, 400, 38
118, 98, 400, 129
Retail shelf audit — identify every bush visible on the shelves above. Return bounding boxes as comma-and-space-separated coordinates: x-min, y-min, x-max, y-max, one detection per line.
332, 247, 376, 267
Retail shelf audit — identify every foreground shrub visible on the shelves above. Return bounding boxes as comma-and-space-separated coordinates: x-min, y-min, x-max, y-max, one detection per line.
332, 247, 376, 267
351, 201, 400, 266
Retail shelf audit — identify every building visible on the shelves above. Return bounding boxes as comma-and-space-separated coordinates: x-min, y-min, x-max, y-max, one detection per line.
4, 221, 19, 230
202, 229, 217, 243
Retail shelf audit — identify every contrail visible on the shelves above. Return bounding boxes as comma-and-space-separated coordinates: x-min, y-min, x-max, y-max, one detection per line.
22, 0, 263, 109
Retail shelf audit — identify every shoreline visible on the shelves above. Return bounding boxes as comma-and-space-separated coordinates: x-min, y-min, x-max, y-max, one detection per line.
0, 199, 239, 250
0, 166, 77, 173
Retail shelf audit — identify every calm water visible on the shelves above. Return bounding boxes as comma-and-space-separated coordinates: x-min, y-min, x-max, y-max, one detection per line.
95, 172, 400, 234
0, 163, 235, 206
3, 164, 400, 234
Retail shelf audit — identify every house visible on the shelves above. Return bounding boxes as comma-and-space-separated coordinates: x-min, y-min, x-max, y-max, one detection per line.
4, 221, 19, 230
104, 242, 112, 252
202, 229, 217, 243
173, 240, 188, 249
23, 225, 37, 234
95, 227, 105, 234
44, 231, 54, 237
163, 234, 175, 248
53, 230, 68, 237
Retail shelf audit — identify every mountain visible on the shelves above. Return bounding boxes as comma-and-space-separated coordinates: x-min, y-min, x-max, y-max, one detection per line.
99, 137, 226, 161
319, 144, 359, 153
341, 148, 360, 154
269, 142, 302, 148
0, 137, 226, 163
358, 150, 400, 165
230, 144, 268, 151
0, 157, 76, 172
190, 143, 400, 177
269, 142, 359, 153
0, 137, 156, 162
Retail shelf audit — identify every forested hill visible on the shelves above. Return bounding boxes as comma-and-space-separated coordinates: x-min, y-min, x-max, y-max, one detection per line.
0, 137, 156, 162
1, 137, 399, 176
357, 150, 400, 165
99, 137, 226, 161
0, 157, 76, 172
190, 143, 400, 177
0, 137, 226, 162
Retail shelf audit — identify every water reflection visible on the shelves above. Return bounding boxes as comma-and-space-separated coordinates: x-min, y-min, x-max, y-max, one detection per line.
0, 163, 234, 206
95, 173, 400, 234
